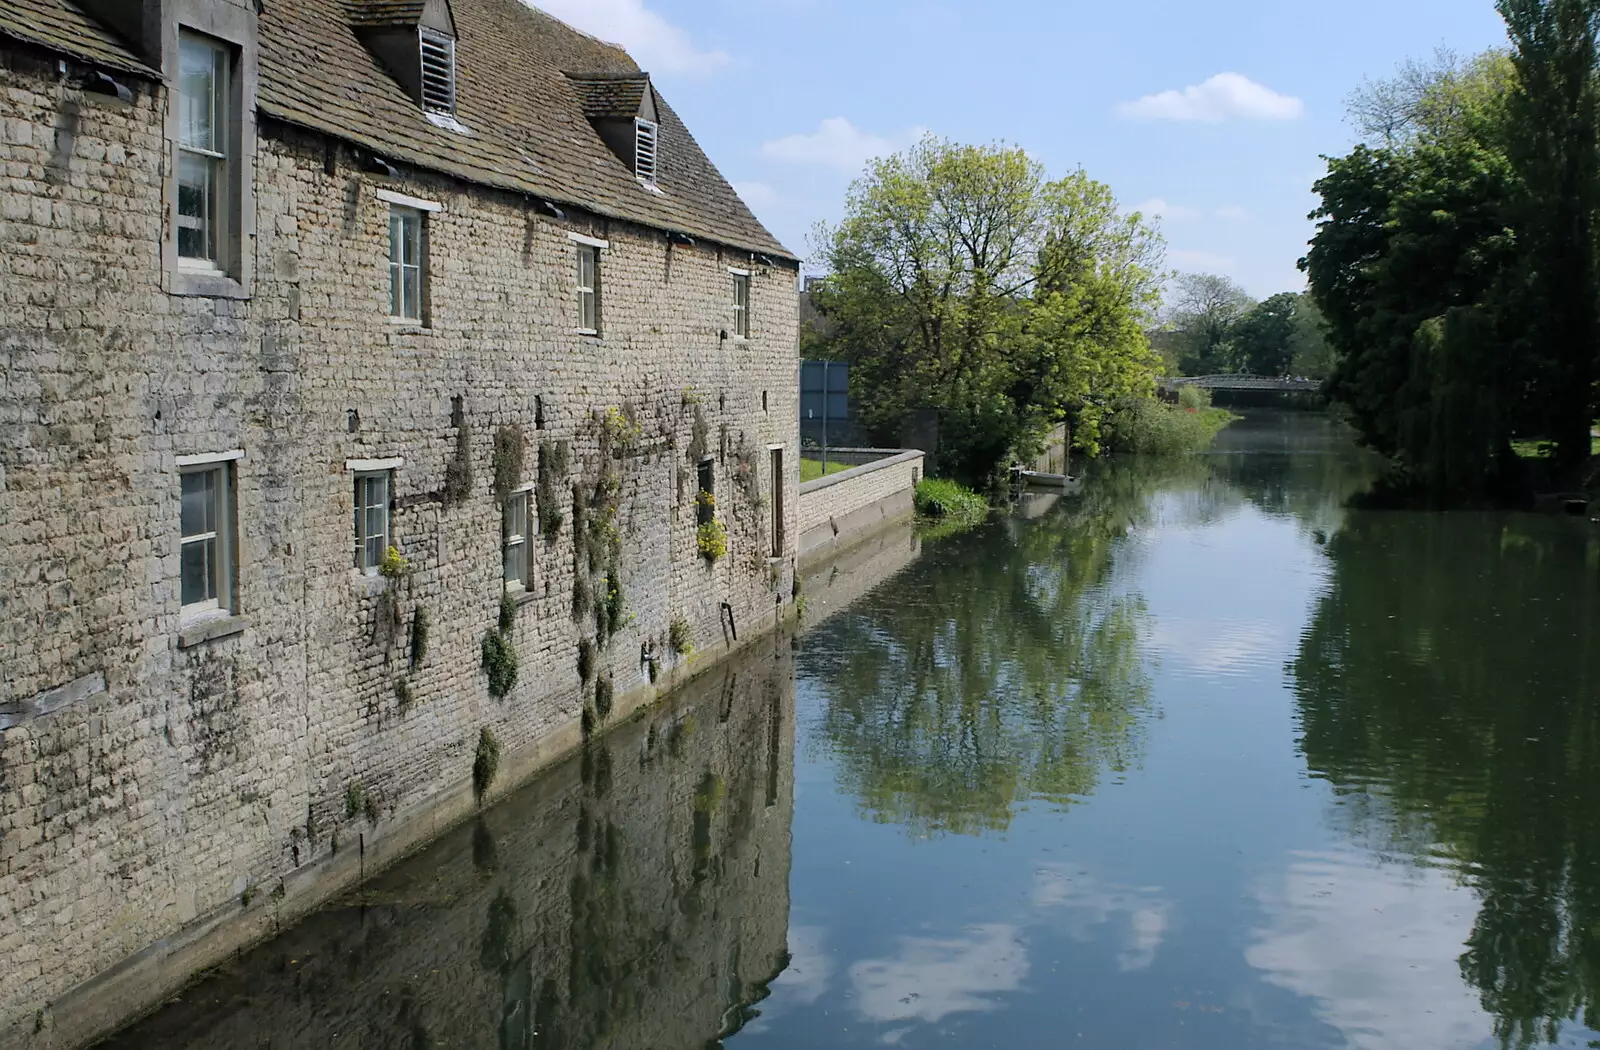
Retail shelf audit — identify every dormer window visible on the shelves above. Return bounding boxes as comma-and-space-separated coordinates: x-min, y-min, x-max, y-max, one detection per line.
634, 118, 658, 184
419, 27, 456, 115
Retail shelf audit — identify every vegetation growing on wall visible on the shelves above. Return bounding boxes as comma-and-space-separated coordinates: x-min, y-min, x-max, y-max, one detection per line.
481, 628, 518, 698
443, 422, 474, 507
492, 424, 526, 502
669, 615, 695, 657
697, 520, 727, 561
538, 440, 569, 539
472, 726, 501, 801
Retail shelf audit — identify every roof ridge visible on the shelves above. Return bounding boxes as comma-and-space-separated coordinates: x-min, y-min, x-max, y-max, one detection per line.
515, 1, 630, 62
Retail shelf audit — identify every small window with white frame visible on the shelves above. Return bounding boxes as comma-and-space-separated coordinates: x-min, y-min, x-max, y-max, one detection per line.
503, 488, 532, 592
354, 471, 391, 573
389, 205, 425, 322
418, 27, 456, 116
634, 118, 658, 184
731, 271, 750, 339
577, 243, 600, 333
176, 31, 231, 267
180, 462, 236, 615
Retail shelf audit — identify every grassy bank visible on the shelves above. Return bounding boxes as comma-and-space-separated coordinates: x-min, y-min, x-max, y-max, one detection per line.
800, 458, 852, 482
914, 478, 988, 540
1104, 396, 1237, 456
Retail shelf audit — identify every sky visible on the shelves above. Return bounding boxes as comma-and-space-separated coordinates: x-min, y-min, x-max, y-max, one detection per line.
528, 0, 1510, 299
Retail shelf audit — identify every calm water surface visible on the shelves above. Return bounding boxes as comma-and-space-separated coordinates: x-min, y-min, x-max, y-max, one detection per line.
104, 411, 1600, 1049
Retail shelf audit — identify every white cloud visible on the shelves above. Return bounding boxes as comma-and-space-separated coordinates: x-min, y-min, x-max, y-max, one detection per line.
1131, 198, 1201, 221
1248, 850, 1500, 1049
761, 117, 925, 173
849, 924, 1028, 1026
732, 181, 779, 212
1117, 73, 1304, 122
525, 0, 730, 76
1032, 865, 1172, 972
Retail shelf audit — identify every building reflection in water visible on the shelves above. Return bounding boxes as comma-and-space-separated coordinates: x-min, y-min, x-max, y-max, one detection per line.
99, 636, 796, 1050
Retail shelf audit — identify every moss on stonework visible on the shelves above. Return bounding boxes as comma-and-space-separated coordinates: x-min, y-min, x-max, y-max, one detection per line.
595, 673, 614, 720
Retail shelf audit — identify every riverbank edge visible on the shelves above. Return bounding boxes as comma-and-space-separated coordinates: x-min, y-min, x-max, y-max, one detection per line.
12, 601, 801, 1050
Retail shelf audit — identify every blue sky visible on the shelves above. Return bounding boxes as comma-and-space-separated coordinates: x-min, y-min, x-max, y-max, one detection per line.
530, 0, 1509, 299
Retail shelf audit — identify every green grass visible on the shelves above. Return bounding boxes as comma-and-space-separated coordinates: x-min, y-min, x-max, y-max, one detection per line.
800, 458, 853, 482
1511, 431, 1600, 460
914, 478, 988, 525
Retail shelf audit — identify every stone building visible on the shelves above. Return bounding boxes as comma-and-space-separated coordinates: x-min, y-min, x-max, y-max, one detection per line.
0, 0, 799, 1043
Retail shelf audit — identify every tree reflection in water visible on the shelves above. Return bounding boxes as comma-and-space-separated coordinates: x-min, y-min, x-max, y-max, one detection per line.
803, 455, 1231, 837
1291, 510, 1600, 1048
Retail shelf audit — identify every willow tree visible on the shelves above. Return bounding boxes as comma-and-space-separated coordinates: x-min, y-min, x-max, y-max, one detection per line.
811, 138, 1164, 483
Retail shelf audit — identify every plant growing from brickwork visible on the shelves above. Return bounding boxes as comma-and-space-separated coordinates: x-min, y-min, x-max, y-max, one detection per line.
697, 519, 727, 562
473, 726, 501, 801
499, 592, 517, 633
599, 404, 642, 458
395, 676, 414, 713
345, 781, 366, 820
537, 440, 568, 539
595, 673, 614, 721
481, 628, 518, 699
379, 544, 411, 579
577, 637, 596, 683
492, 424, 526, 502
669, 615, 695, 657
443, 422, 474, 507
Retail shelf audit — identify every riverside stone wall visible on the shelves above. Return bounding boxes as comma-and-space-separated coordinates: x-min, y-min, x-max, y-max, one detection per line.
796, 450, 923, 567
0, 40, 798, 1046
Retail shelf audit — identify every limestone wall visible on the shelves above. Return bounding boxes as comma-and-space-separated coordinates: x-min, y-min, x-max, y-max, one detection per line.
796, 450, 924, 567
0, 43, 798, 1046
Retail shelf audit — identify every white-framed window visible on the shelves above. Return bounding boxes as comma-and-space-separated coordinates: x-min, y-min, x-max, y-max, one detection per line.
503, 488, 532, 591
176, 31, 230, 266
389, 205, 424, 322
419, 27, 456, 115
354, 471, 391, 573
577, 243, 600, 333
180, 463, 235, 613
731, 272, 750, 339
634, 118, 658, 184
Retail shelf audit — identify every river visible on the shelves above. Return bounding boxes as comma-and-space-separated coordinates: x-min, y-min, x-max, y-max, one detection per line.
99, 410, 1600, 1049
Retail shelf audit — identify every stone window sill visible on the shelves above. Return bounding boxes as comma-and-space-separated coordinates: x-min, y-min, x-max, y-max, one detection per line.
167, 267, 250, 300
510, 586, 538, 606
353, 572, 388, 598
178, 614, 248, 648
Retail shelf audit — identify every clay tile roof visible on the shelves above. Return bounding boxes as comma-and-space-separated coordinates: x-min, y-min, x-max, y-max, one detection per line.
257, 0, 792, 259
0, 0, 152, 75
4, 0, 791, 260
344, 0, 430, 28
564, 72, 650, 121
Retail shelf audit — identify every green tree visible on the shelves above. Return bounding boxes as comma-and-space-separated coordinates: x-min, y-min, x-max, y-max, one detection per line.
1165, 272, 1255, 375
1497, 0, 1600, 468
810, 138, 1165, 483
1229, 292, 1300, 375
1302, 131, 1520, 482
1288, 293, 1336, 379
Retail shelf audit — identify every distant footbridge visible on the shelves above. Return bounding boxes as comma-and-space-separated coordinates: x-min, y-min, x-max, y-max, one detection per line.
1158, 374, 1322, 393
